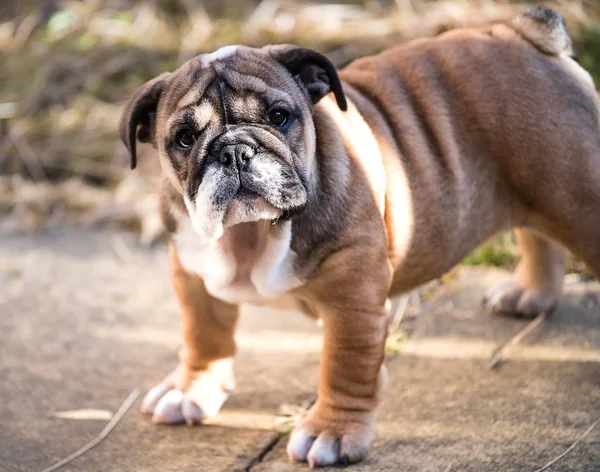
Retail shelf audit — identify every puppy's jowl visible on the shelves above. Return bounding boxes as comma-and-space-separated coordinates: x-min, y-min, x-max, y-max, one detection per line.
120, 7, 600, 467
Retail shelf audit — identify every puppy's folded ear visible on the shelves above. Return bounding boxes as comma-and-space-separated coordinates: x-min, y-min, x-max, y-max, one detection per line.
119, 72, 171, 169
268, 45, 347, 111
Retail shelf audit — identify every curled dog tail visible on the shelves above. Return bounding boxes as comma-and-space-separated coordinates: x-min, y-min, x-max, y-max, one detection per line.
511, 6, 575, 58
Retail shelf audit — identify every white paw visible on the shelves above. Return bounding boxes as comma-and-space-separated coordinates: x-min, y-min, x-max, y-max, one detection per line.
484, 278, 559, 317
288, 427, 341, 468
152, 390, 203, 425
141, 360, 234, 425
286, 407, 376, 467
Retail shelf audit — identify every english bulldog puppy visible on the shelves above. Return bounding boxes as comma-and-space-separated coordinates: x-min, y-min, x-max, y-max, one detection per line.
120, 6, 600, 467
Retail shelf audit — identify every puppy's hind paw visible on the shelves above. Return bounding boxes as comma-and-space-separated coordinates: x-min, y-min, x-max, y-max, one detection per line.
484, 278, 559, 317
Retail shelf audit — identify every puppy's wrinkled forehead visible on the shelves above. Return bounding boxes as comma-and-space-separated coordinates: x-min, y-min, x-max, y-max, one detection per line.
160, 46, 306, 129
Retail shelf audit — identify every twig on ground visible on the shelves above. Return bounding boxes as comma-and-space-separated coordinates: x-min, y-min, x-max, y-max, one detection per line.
41, 389, 140, 472
443, 464, 452, 472
488, 311, 548, 370
532, 417, 600, 472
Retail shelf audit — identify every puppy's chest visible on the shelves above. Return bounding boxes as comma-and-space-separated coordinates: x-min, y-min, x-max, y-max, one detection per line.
173, 219, 303, 305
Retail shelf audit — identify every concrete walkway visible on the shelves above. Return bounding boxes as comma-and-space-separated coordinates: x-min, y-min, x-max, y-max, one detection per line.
2, 229, 600, 471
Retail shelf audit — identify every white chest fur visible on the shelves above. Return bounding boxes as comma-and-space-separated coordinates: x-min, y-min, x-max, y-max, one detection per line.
172, 219, 304, 305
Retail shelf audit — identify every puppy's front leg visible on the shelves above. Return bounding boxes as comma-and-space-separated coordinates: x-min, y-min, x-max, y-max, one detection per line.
141, 241, 239, 425
288, 289, 389, 467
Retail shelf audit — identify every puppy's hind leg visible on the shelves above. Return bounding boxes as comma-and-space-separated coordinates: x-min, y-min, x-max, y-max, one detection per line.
484, 229, 566, 317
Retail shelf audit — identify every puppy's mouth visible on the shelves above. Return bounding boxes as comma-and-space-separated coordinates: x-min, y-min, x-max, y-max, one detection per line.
223, 187, 282, 227
233, 186, 262, 202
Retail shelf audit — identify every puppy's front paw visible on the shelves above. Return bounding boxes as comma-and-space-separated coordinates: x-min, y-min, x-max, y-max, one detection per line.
286, 402, 376, 468
484, 278, 559, 317
141, 359, 234, 425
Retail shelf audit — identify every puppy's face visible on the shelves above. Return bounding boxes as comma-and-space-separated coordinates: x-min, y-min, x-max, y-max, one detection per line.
120, 45, 346, 241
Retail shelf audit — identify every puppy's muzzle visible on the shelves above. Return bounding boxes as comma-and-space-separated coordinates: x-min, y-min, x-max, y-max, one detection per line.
203, 125, 308, 219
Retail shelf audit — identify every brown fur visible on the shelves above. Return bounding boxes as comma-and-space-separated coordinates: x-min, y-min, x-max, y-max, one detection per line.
120, 7, 600, 466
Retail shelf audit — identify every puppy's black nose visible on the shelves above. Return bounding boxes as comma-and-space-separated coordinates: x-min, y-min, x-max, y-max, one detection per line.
219, 144, 254, 171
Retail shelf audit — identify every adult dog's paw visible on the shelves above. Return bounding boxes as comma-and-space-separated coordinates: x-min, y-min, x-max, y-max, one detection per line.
141, 359, 234, 425
286, 402, 376, 467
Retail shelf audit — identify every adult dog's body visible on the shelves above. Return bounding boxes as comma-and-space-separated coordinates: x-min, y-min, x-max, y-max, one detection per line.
120, 7, 600, 467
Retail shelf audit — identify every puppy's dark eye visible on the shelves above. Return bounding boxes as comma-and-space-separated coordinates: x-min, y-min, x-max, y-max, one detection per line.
268, 109, 289, 127
176, 129, 196, 148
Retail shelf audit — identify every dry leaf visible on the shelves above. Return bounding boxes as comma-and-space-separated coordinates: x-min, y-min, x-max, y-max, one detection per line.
52, 409, 113, 421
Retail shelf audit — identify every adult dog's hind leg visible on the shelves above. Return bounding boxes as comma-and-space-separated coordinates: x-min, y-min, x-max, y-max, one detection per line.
484, 229, 566, 317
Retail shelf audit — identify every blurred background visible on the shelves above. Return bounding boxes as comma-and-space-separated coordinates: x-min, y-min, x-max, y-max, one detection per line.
1, 0, 599, 271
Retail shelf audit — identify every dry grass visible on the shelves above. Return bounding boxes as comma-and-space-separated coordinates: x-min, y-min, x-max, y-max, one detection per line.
1, 0, 599, 260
